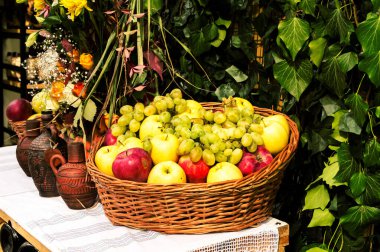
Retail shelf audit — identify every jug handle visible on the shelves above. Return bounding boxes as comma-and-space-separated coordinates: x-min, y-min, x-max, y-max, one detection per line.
49, 154, 66, 176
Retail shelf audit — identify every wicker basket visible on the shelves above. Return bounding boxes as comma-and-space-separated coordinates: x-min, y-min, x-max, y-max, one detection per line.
87, 105, 299, 234
9, 116, 42, 139
8, 120, 27, 139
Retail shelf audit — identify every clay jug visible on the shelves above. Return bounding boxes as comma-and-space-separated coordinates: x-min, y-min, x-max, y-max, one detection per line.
16, 119, 40, 177
49, 142, 97, 209
28, 111, 67, 197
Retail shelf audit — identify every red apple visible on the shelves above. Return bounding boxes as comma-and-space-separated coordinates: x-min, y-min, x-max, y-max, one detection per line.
178, 155, 209, 183
255, 146, 273, 171
6, 98, 34, 121
103, 128, 117, 146
238, 152, 258, 176
112, 148, 152, 182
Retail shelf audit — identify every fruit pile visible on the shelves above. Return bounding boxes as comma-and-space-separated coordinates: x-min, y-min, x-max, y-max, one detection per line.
95, 89, 290, 184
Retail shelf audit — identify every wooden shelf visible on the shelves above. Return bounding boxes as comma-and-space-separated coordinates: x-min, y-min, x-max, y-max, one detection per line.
3, 28, 39, 35
3, 79, 21, 88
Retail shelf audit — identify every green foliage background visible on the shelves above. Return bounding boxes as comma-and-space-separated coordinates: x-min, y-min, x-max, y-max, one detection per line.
159, 0, 380, 251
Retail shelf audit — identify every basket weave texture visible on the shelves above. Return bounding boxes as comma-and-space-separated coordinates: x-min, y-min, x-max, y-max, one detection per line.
87, 105, 299, 234
9, 120, 27, 139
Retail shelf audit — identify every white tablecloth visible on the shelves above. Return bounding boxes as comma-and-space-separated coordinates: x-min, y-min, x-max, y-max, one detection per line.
0, 145, 280, 252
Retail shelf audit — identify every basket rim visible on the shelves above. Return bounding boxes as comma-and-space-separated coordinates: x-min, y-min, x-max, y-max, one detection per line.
87, 105, 299, 188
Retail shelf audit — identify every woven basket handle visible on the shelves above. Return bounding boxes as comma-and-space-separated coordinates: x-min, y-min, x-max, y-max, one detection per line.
49, 154, 66, 176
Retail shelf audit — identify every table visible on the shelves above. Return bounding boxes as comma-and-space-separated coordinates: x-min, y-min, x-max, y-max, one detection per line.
0, 145, 289, 252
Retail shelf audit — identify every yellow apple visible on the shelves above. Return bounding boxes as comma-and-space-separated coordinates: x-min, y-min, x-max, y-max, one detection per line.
95, 145, 119, 177
261, 121, 289, 154
150, 133, 179, 164
118, 137, 143, 152
234, 97, 254, 115
139, 115, 164, 140
147, 161, 186, 184
262, 114, 289, 136
207, 162, 243, 183
179, 100, 204, 119
27, 113, 41, 120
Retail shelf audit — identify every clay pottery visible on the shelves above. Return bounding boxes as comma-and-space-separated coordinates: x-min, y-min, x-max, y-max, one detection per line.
50, 142, 97, 209
16, 119, 40, 177
28, 111, 67, 197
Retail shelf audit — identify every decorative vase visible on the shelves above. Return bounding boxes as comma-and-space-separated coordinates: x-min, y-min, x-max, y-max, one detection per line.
15, 119, 40, 177
28, 111, 67, 197
49, 142, 97, 209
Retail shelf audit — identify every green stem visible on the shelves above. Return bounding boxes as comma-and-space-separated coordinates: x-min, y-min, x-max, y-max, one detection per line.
368, 112, 377, 139
334, 0, 341, 9
356, 74, 365, 94
328, 224, 340, 250
136, 0, 144, 66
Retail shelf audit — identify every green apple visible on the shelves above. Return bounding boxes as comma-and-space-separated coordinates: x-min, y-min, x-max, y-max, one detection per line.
261, 121, 289, 154
118, 137, 143, 152
139, 115, 164, 140
207, 162, 243, 183
95, 145, 119, 177
150, 133, 179, 164
147, 161, 186, 184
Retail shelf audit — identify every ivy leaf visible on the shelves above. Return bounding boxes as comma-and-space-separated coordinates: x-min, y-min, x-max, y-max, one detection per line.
320, 95, 341, 116
357, 15, 380, 54
358, 52, 380, 87
300, 0, 316, 16
372, 0, 380, 10
309, 130, 328, 155
325, 8, 354, 44
189, 31, 209, 56
210, 29, 227, 47
83, 99, 97, 122
320, 155, 347, 188
350, 172, 367, 197
340, 205, 380, 230
338, 52, 358, 72
273, 59, 313, 101
344, 93, 369, 127
309, 38, 327, 67
339, 112, 362, 135
215, 84, 235, 101
278, 17, 311, 60
303, 184, 330, 211
225, 65, 248, 82
356, 173, 380, 205
319, 57, 347, 98
308, 209, 335, 227
363, 138, 380, 167
189, 23, 218, 56
204, 23, 219, 41
306, 248, 328, 252
376, 106, 380, 118
215, 17, 231, 28
335, 143, 360, 183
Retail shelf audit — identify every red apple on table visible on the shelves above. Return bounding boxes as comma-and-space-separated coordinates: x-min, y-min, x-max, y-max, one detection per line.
6, 98, 34, 121
178, 155, 210, 183
112, 148, 152, 182
103, 128, 117, 146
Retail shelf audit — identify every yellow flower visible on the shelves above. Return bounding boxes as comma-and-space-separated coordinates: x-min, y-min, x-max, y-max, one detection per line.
34, 0, 46, 11
60, 0, 93, 21
79, 53, 94, 70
